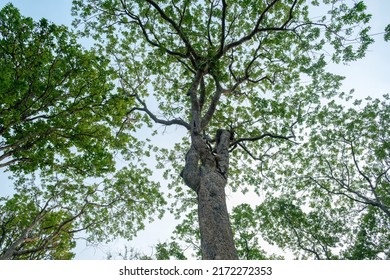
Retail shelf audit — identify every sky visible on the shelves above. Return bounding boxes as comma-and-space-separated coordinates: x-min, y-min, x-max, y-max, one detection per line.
0, 0, 389, 259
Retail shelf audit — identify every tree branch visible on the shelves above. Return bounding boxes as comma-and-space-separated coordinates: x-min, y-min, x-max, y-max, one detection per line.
206, 0, 216, 47
119, 0, 189, 59
220, 0, 227, 50
117, 65, 192, 131
349, 140, 374, 191
144, 0, 199, 60
282, 0, 299, 29
283, 210, 322, 260
200, 74, 223, 130
231, 132, 296, 147
0, 158, 21, 169
0, 200, 51, 260
217, 0, 280, 58
133, 105, 191, 130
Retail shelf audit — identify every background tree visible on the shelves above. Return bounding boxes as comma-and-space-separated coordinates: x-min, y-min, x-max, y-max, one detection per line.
0, 4, 165, 259
72, 0, 376, 259
258, 94, 389, 259
0, 191, 77, 260
1, 3, 125, 175
302, 95, 389, 218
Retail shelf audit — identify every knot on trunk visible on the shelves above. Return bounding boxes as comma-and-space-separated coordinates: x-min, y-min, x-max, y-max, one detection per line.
181, 130, 232, 192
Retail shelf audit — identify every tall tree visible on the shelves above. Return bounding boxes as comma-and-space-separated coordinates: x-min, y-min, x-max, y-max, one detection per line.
71, 0, 375, 259
0, 4, 165, 259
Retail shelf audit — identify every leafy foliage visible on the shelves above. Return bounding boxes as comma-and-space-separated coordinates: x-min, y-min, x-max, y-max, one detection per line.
256, 95, 390, 259
0, 4, 166, 259
343, 206, 390, 259
384, 24, 390, 42
0, 3, 140, 177
0, 193, 76, 260
71, 0, 376, 200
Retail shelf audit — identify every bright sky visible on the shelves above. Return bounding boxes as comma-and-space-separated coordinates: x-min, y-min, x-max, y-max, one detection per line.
1, 0, 389, 259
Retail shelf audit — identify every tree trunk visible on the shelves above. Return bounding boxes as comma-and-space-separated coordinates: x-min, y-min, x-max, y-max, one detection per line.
197, 166, 237, 259
182, 129, 238, 259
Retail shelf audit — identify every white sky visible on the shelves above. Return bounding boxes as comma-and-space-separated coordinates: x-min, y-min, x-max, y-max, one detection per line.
0, 0, 389, 259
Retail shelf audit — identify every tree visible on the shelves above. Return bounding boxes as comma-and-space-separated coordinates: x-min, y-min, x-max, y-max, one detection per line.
71, 0, 375, 259
0, 170, 166, 260
304, 95, 389, 219
258, 94, 389, 259
1, 3, 123, 175
0, 4, 165, 258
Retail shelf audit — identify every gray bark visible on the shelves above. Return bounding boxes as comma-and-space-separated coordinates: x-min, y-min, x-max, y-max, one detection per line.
0, 211, 44, 260
182, 129, 238, 259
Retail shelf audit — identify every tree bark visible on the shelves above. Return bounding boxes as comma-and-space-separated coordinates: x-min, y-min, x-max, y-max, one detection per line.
182, 129, 238, 259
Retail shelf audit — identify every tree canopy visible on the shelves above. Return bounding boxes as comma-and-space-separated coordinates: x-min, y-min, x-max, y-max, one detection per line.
71, 0, 375, 196
0, 3, 165, 259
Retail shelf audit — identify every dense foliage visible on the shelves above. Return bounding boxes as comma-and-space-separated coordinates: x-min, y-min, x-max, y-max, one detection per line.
0, 4, 165, 259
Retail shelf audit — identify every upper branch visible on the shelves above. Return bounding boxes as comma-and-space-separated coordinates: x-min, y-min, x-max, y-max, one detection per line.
145, 0, 199, 59
133, 105, 191, 130
216, 0, 300, 60
349, 140, 374, 189
171, 0, 187, 28
282, 0, 298, 29
120, 0, 189, 59
217, 0, 280, 58
206, 0, 216, 47
220, 0, 227, 50
200, 74, 223, 130
118, 68, 191, 130
237, 142, 270, 162
126, 70, 203, 133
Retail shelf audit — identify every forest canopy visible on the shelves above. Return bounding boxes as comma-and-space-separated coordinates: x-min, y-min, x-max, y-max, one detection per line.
1, 0, 389, 259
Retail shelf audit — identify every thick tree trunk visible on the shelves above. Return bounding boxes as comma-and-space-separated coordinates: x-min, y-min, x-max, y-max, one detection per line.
197, 168, 237, 259
182, 129, 238, 259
